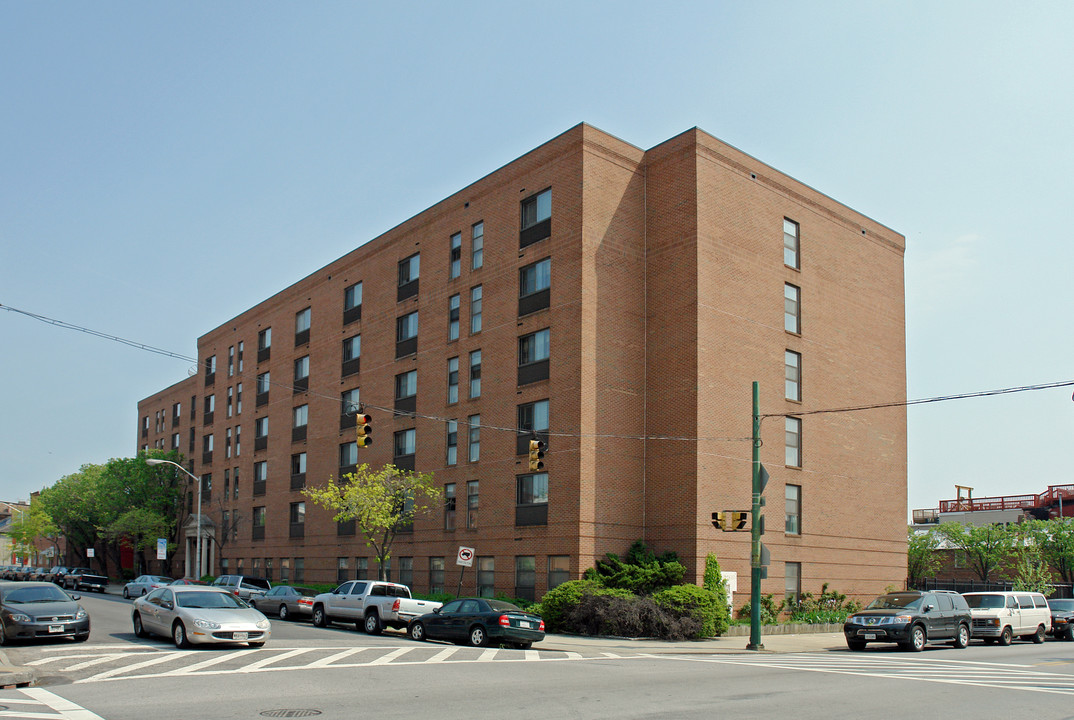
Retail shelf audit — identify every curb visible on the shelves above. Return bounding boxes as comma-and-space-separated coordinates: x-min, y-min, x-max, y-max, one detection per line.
0, 650, 35, 689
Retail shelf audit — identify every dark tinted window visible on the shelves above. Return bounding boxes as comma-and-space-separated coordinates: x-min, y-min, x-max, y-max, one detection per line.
937, 594, 953, 611
964, 594, 1005, 609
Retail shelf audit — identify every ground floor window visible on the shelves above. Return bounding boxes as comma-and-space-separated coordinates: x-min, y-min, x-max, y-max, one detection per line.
477, 557, 495, 598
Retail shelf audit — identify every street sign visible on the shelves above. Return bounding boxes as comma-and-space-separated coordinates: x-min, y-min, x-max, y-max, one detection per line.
456, 546, 475, 567
157, 538, 167, 560
86, 548, 95, 558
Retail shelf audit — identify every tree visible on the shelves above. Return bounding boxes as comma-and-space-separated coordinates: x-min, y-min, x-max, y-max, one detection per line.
907, 527, 942, 588
1020, 518, 1074, 583
36, 464, 107, 569
304, 463, 440, 581
936, 521, 1017, 582
6, 503, 60, 563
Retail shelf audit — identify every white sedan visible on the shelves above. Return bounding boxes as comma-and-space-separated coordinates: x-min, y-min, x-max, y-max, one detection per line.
122, 575, 173, 599
132, 586, 271, 648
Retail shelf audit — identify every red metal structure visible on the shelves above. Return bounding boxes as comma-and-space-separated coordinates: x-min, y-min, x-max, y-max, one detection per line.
937, 485, 1074, 517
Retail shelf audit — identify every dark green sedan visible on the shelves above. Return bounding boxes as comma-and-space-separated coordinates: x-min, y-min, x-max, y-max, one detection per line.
408, 598, 544, 648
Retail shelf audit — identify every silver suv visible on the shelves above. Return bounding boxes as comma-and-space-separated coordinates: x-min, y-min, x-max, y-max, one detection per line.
211, 575, 271, 600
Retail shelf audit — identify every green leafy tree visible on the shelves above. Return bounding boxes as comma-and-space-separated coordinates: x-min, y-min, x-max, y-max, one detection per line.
907, 527, 942, 588
936, 521, 1017, 582
583, 540, 685, 594
6, 503, 60, 562
1020, 518, 1074, 583
1011, 542, 1055, 593
304, 463, 439, 581
37, 464, 107, 570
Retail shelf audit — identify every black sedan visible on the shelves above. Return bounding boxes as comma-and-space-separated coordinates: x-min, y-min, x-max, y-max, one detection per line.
1049, 598, 1074, 640
0, 581, 90, 644
408, 598, 544, 649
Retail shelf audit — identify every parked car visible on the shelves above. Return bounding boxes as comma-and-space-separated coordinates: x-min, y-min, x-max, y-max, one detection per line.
43, 567, 70, 585
123, 575, 174, 599
211, 575, 271, 601
0, 567, 18, 581
408, 598, 545, 649
1048, 598, 1074, 640
131, 586, 270, 648
63, 568, 108, 593
963, 591, 1051, 645
12, 566, 36, 582
844, 590, 971, 651
27, 567, 50, 582
250, 585, 318, 621
169, 578, 209, 586
0, 581, 90, 643
311, 580, 442, 634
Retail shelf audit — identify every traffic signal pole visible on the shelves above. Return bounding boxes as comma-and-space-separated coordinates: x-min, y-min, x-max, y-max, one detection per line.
747, 381, 764, 651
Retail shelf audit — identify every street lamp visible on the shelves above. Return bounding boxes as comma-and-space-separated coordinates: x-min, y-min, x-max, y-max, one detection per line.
146, 458, 202, 580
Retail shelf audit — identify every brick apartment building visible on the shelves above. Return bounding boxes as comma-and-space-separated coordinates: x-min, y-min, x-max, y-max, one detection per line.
136, 123, 908, 603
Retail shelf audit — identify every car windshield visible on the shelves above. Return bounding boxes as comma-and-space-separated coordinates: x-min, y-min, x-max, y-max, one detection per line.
176, 591, 248, 609
151, 576, 173, 583
1050, 599, 1074, 612
865, 594, 923, 611
6, 586, 72, 604
964, 594, 1006, 609
487, 600, 523, 612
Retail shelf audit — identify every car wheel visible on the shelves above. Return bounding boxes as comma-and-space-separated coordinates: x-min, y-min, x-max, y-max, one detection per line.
172, 622, 190, 649
469, 625, 489, 647
409, 622, 426, 642
1033, 625, 1046, 644
953, 623, 970, 649
999, 626, 1013, 646
847, 641, 866, 652
1066, 627, 1074, 641
0, 620, 7, 646
278, 605, 289, 621
122, 588, 130, 599
133, 613, 147, 638
907, 624, 926, 652
312, 606, 326, 628
74, 633, 89, 643
248, 641, 265, 648
364, 612, 383, 635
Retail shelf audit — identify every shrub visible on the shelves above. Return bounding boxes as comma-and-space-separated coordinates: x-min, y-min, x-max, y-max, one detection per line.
538, 579, 613, 632
564, 592, 702, 641
785, 583, 861, 624
652, 584, 730, 638
736, 593, 783, 625
702, 553, 727, 598
584, 540, 686, 594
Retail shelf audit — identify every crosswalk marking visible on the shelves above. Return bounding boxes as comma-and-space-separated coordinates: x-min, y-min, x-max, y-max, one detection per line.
82, 651, 184, 682
238, 648, 315, 672
306, 647, 367, 667
368, 648, 413, 665
426, 647, 460, 663
477, 648, 498, 662
0, 688, 106, 720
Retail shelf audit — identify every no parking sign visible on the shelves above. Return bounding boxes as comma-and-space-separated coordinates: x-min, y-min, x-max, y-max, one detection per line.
456, 546, 475, 567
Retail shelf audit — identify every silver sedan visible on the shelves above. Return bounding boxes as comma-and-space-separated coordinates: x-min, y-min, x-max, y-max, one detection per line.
132, 586, 270, 648
122, 575, 173, 599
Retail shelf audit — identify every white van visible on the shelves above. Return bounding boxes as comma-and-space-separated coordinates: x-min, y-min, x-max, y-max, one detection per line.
962, 591, 1051, 645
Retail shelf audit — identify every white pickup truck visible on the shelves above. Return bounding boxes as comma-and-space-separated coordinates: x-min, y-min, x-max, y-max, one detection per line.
311, 580, 442, 635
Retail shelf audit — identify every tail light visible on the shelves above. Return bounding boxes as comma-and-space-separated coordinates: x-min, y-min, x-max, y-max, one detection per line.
499, 614, 510, 627
298, 598, 313, 606
538, 620, 545, 632
392, 599, 401, 612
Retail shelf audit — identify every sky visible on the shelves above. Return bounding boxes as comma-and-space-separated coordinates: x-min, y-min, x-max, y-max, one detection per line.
1, 1, 1072, 517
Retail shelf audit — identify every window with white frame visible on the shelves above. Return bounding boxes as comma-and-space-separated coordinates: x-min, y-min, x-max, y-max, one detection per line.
449, 233, 462, 279
785, 416, 802, 467
471, 222, 483, 269
785, 350, 801, 402
784, 218, 800, 269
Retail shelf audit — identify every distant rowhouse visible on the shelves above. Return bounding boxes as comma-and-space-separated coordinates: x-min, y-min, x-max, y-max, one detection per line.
137, 123, 908, 603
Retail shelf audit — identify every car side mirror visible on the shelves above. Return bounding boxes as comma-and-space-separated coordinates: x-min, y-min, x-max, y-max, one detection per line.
923, 604, 935, 612
70, 594, 81, 601
434, 607, 441, 614
162, 601, 174, 610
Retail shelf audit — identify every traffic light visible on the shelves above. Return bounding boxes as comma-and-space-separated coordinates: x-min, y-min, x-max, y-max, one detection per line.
731, 511, 749, 530
356, 413, 372, 447
528, 439, 545, 472
711, 511, 726, 530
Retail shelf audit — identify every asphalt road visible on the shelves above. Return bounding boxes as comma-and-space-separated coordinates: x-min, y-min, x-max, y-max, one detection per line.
6, 592, 1074, 719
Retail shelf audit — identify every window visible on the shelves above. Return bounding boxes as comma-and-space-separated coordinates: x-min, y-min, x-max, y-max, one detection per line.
444, 483, 456, 531
467, 480, 479, 529
336, 557, 349, 584
291, 452, 306, 490
517, 399, 549, 454
449, 233, 462, 279
233, 467, 239, 499
398, 557, 413, 588
429, 557, 445, 594
338, 440, 357, 468
469, 350, 481, 399
447, 357, 459, 404
238, 341, 244, 373
785, 283, 800, 334
340, 388, 360, 430
254, 417, 268, 451
355, 557, 369, 581
172, 432, 180, 450
295, 307, 311, 333
294, 558, 304, 583
515, 556, 536, 601
446, 420, 457, 466
204, 394, 215, 424
517, 472, 548, 526
784, 218, 800, 269
398, 253, 420, 301
519, 257, 551, 315
785, 416, 802, 467
786, 484, 801, 535
258, 327, 272, 362
228, 346, 235, 377
205, 355, 216, 382
396, 311, 418, 358
252, 506, 266, 540
471, 222, 483, 270
548, 556, 570, 589
343, 335, 361, 376
234, 426, 241, 456
394, 428, 416, 458
467, 414, 480, 463
289, 502, 305, 538
470, 286, 482, 334
477, 557, 495, 598
293, 403, 308, 429
785, 561, 802, 604
785, 350, 801, 402
394, 370, 417, 413
254, 461, 268, 483
236, 383, 242, 414
448, 294, 460, 341
520, 188, 551, 247
256, 372, 270, 407
280, 558, 290, 583
226, 387, 234, 418
225, 427, 232, 458
344, 281, 363, 324
294, 355, 310, 392
518, 328, 550, 384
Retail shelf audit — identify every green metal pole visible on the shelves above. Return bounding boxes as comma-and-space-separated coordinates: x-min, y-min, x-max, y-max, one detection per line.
747, 381, 764, 650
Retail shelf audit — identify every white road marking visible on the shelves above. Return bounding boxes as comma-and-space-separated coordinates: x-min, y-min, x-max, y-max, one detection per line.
368, 648, 413, 665
306, 647, 367, 667
237, 648, 316, 672
79, 651, 185, 682
426, 647, 460, 662
20, 688, 107, 719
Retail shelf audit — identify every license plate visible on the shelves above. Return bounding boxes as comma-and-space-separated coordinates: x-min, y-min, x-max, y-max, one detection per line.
863, 633, 877, 640
233, 632, 248, 641
48, 624, 65, 633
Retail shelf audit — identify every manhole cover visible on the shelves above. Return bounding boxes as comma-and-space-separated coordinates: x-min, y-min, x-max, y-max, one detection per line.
260, 711, 322, 718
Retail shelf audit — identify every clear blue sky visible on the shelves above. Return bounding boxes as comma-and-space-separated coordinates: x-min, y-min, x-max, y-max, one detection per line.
2, 2, 1072, 516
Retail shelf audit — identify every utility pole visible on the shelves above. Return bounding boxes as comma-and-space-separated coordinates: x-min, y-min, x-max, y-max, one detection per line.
747, 381, 765, 651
